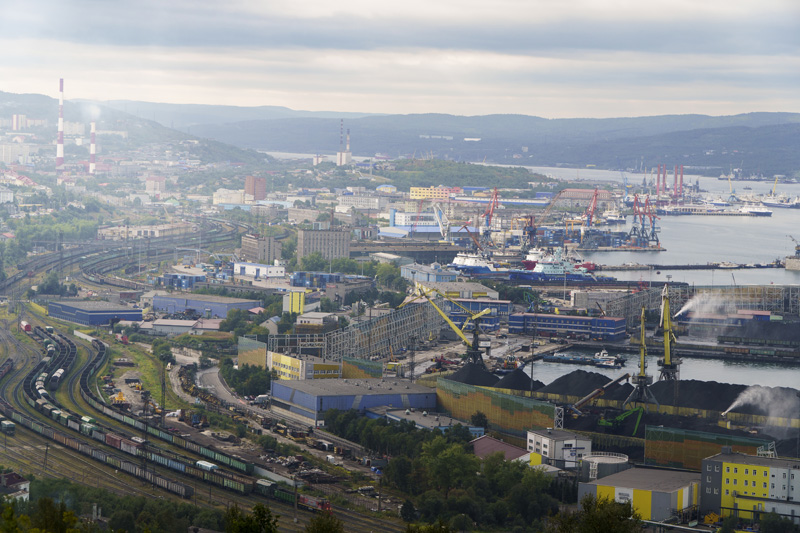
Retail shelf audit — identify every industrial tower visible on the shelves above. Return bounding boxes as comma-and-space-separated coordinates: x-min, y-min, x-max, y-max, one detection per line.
657, 285, 681, 382
56, 79, 64, 172
623, 306, 659, 408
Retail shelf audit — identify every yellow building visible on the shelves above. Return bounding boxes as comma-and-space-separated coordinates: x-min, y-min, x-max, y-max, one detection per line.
266, 352, 341, 380
701, 450, 800, 524
579, 468, 700, 522
409, 186, 461, 200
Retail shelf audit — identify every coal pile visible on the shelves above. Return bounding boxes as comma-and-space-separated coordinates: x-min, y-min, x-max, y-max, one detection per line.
538, 369, 629, 398
494, 369, 544, 392
649, 380, 747, 412
448, 363, 499, 387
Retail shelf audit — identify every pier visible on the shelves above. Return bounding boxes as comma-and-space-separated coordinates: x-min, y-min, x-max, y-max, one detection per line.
600, 262, 783, 272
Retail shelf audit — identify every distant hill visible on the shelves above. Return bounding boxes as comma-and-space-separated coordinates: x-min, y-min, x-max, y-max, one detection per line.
91, 100, 378, 130
4, 89, 799, 176
185, 112, 800, 176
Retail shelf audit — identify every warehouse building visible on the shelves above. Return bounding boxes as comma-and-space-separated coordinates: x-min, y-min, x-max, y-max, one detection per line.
48, 301, 143, 326
578, 467, 700, 522
271, 379, 437, 427
152, 294, 261, 318
267, 352, 341, 380
508, 313, 627, 341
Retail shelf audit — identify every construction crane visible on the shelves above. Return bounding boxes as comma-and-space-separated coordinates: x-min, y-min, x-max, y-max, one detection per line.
579, 188, 600, 243
657, 285, 681, 382
479, 187, 500, 248
623, 306, 658, 408
788, 235, 800, 257
432, 202, 450, 242
410, 199, 425, 235
524, 190, 564, 248
398, 286, 493, 367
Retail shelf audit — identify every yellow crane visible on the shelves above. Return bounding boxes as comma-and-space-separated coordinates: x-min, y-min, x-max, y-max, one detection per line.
623, 306, 659, 407
399, 285, 492, 366
657, 285, 681, 381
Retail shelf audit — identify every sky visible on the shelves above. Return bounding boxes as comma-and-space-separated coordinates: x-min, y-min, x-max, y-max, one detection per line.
1, 0, 799, 118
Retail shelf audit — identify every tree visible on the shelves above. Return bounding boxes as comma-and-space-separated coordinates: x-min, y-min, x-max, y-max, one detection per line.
469, 411, 488, 428
108, 509, 137, 533
547, 494, 641, 533
401, 500, 417, 523
760, 513, 800, 533
225, 503, 279, 533
300, 252, 327, 272
304, 511, 344, 533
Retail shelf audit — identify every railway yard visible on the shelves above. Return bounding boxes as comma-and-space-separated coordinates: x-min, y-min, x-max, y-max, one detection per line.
0, 219, 405, 532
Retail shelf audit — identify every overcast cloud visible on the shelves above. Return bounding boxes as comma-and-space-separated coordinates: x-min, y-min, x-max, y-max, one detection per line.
1, 0, 798, 117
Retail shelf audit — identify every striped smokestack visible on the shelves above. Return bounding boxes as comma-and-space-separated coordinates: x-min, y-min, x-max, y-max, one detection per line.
56, 78, 64, 170
89, 121, 96, 174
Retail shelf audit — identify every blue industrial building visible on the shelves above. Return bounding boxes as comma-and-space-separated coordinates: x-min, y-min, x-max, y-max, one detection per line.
48, 301, 143, 326
440, 299, 513, 333
152, 294, 261, 318
508, 313, 627, 341
271, 379, 437, 427
159, 272, 206, 290
290, 271, 342, 289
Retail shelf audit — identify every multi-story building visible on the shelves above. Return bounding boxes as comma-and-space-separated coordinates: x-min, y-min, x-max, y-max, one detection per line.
145, 176, 166, 195
240, 234, 281, 264
297, 228, 350, 261
337, 195, 387, 211
410, 186, 462, 200
527, 428, 592, 469
508, 313, 627, 342
212, 188, 245, 205
400, 263, 459, 283
701, 449, 800, 524
267, 352, 341, 380
245, 176, 267, 201
390, 211, 438, 226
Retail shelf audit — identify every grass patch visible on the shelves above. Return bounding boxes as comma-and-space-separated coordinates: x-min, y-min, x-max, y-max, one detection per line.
103, 341, 192, 411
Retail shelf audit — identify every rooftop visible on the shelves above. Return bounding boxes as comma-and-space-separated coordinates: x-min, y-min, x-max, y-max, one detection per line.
470, 435, 528, 461
50, 300, 140, 312
153, 293, 260, 304
529, 428, 589, 441
585, 467, 700, 492
708, 452, 800, 469
274, 378, 435, 397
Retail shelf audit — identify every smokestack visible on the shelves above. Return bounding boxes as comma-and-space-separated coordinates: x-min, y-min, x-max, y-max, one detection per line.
89, 122, 96, 174
656, 165, 661, 196
673, 165, 678, 198
346, 128, 350, 152
339, 119, 343, 149
56, 78, 64, 171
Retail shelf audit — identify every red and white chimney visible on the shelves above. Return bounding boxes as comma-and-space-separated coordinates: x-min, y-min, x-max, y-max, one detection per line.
56, 78, 64, 171
89, 121, 96, 174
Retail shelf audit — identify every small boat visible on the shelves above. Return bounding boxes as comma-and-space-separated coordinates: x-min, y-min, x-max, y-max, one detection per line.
593, 349, 625, 369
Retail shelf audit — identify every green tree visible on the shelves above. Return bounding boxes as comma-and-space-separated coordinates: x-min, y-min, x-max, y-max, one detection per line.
420, 437, 479, 498
304, 511, 344, 533
547, 494, 641, 533
300, 252, 328, 272
224, 503, 279, 533
108, 509, 137, 533
401, 500, 417, 523
469, 411, 488, 428
760, 512, 800, 533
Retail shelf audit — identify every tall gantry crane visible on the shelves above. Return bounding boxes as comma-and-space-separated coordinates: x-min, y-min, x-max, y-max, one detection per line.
657, 285, 681, 382
623, 306, 659, 408
399, 285, 492, 367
